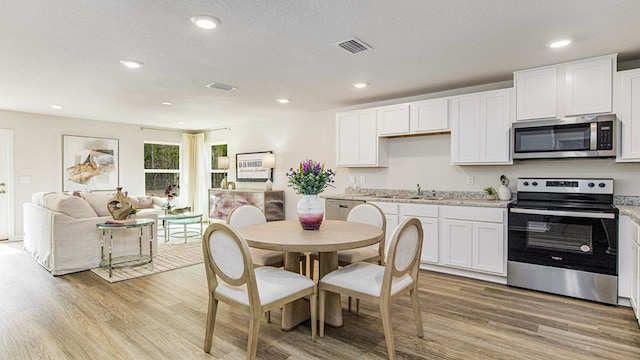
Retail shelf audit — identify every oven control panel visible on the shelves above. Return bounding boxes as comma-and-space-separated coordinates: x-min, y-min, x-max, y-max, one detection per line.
517, 178, 613, 194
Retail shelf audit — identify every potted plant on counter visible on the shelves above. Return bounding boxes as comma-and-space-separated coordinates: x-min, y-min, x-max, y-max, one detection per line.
484, 187, 496, 200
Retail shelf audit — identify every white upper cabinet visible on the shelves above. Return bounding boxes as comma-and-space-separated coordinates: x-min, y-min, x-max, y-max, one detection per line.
617, 68, 640, 161
409, 98, 449, 134
515, 54, 616, 121
377, 104, 410, 136
564, 57, 614, 116
336, 109, 388, 167
515, 67, 557, 120
377, 98, 450, 137
450, 88, 513, 165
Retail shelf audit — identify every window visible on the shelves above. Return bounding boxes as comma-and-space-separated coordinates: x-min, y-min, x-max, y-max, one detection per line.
144, 142, 181, 196
210, 143, 228, 188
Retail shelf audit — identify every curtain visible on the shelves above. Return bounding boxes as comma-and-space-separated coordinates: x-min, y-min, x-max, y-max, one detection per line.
182, 133, 207, 216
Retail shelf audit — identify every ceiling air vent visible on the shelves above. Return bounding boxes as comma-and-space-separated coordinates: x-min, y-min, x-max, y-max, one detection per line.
206, 82, 237, 91
337, 37, 372, 55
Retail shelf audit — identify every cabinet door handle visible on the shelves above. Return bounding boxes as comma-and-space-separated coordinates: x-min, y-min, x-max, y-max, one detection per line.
0, 190, 5, 194
339, 205, 348, 208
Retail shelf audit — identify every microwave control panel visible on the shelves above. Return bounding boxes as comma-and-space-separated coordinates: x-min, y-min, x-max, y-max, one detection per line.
597, 121, 614, 150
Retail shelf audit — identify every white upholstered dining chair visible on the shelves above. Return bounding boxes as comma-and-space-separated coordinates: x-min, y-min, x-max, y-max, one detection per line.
318, 217, 424, 360
337, 202, 386, 313
202, 223, 317, 359
227, 205, 285, 268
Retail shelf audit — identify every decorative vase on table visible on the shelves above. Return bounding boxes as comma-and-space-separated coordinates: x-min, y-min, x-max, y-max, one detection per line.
286, 158, 336, 231
107, 187, 133, 220
297, 195, 325, 230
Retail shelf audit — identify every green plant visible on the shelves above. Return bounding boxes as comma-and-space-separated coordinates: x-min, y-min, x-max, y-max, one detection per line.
130, 206, 139, 214
484, 187, 496, 195
286, 159, 335, 195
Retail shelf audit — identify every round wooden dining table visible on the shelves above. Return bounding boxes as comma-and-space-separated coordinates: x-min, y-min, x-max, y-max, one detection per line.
238, 219, 384, 330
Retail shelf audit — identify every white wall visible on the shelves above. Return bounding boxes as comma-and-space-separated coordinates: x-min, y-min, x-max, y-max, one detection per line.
0, 110, 182, 240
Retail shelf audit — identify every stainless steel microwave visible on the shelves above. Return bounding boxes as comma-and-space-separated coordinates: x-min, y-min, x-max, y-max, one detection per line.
512, 114, 616, 160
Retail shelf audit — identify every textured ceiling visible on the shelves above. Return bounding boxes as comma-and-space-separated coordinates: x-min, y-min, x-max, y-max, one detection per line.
1, 0, 640, 130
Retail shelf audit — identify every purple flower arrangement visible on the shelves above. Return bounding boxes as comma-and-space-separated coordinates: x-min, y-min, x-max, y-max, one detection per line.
286, 159, 335, 195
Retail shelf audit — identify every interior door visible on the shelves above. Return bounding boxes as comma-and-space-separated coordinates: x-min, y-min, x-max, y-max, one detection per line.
0, 130, 11, 240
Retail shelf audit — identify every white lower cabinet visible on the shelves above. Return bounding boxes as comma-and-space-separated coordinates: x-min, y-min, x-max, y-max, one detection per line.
441, 219, 472, 268
441, 206, 505, 275
472, 221, 504, 274
400, 203, 439, 264
368, 201, 504, 277
369, 202, 399, 257
630, 219, 640, 320
619, 215, 640, 323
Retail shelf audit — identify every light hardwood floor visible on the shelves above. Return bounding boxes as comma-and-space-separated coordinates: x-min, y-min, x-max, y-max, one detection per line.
1, 241, 639, 359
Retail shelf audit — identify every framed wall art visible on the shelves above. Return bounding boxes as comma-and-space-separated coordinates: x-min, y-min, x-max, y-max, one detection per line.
236, 151, 272, 182
62, 135, 119, 191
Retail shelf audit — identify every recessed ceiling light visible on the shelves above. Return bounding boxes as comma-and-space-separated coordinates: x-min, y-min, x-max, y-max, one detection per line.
191, 15, 221, 30
177, 121, 187, 125
162, 101, 173, 106
120, 59, 144, 69
353, 82, 369, 89
51, 104, 64, 109
547, 39, 573, 48
277, 98, 290, 104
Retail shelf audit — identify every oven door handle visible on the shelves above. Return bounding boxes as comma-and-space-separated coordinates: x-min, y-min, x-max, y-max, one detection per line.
509, 207, 615, 219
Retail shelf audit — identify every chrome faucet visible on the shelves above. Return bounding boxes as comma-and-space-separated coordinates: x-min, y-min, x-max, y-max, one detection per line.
417, 184, 421, 196
432, 189, 437, 197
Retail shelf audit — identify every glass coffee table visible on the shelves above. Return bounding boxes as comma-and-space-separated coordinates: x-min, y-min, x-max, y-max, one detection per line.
158, 212, 203, 243
96, 218, 155, 278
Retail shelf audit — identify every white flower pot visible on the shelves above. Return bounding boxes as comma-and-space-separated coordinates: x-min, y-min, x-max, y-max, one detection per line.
297, 194, 324, 230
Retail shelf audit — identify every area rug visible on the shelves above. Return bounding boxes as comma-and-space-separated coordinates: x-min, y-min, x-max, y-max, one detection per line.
90, 240, 203, 283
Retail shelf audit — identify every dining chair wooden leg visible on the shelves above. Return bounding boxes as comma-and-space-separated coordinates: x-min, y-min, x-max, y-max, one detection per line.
348, 296, 352, 312
247, 310, 261, 360
203, 296, 218, 352
318, 290, 326, 338
356, 298, 360, 316
410, 288, 424, 338
265, 311, 271, 323
380, 302, 396, 360
310, 290, 318, 342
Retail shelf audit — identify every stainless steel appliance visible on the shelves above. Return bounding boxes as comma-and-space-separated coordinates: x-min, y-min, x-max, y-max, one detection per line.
507, 178, 619, 304
325, 198, 366, 220
512, 114, 616, 160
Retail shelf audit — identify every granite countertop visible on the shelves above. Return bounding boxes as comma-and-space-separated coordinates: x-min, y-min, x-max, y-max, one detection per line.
617, 205, 640, 224
322, 193, 511, 208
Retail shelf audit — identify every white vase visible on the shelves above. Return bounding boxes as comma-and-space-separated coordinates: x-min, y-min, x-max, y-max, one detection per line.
297, 194, 324, 230
497, 184, 512, 201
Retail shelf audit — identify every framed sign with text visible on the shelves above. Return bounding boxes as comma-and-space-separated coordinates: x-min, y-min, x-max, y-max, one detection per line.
236, 151, 273, 182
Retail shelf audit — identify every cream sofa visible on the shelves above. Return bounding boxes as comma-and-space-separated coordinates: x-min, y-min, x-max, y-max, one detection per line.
23, 191, 169, 275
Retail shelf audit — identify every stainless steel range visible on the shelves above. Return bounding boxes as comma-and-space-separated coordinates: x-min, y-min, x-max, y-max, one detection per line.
507, 178, 619, 304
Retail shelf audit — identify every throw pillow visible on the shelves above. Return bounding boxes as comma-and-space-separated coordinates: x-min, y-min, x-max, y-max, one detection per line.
128, 196, 141, 208
137, 196, 154, 209
41, 193, 98, 219
80, 192, 113, 216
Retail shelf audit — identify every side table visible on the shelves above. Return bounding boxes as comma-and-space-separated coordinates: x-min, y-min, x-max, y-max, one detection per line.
158, 212, 203, 243
96, 218, 155, 278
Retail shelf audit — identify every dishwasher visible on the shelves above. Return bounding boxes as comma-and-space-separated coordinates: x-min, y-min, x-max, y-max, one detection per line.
325, 199, 366, 220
